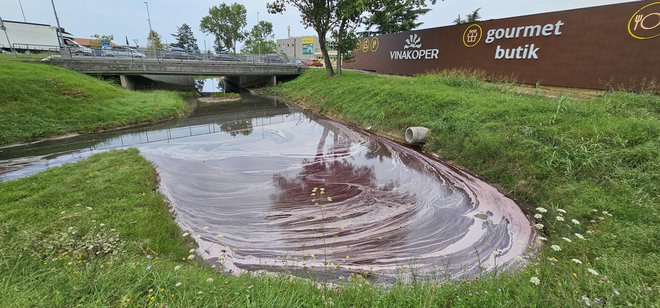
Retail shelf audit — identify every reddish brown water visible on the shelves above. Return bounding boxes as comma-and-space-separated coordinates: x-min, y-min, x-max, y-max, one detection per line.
0, 96, 536, 283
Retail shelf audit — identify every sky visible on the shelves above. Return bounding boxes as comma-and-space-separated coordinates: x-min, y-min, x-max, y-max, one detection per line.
0, 0, 640, 50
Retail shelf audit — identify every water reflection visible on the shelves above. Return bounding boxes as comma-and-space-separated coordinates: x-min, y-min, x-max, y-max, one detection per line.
0, 95, 535, 283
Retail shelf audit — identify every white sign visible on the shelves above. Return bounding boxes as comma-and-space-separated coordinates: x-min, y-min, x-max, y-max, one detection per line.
390, 34, 439, 60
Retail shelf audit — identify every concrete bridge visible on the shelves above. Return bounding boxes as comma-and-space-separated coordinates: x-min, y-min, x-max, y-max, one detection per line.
43, 56, 304, 90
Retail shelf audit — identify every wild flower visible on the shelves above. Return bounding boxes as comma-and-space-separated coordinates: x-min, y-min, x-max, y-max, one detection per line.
587, 268, 599, 276
327, 197, 333, 202
187, 254, 195, 260
206, 278, 214, 283
562, 237, 572, 243
189, 249, 195, 253
175, 282, 182, 287
146, 265, 152, 270
575, 233, 585, 240
86, 207, 93, 210
538, 236, 547, 241
174, 265, 182, 271
551, 245, 561, 251
535, 223, 544, 230
530, 276, 540, 285
571, 219, 580, 225
556, 216, 565, 222
182, 232, 190, 237
557, 209, 567, 214
613, 290, 620, 295
534, 214, 543, 219
571, 258, 583, 264
536, 207, 548, 213
547, 257, 558, 262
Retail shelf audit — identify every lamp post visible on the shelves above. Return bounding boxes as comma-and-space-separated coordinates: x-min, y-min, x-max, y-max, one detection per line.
257, 12, 261, 55
144, 1, 153, 55
50, 0, 63, 47
18, 0, 26, 22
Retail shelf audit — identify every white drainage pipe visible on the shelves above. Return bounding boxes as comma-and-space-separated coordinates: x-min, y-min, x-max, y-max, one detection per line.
405, 127, 429, 144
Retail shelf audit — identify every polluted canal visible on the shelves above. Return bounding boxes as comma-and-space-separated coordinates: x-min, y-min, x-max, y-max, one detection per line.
0, 94, 536, 284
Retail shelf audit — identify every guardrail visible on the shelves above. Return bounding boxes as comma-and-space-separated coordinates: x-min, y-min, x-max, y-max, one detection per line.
3, 43, 320, 67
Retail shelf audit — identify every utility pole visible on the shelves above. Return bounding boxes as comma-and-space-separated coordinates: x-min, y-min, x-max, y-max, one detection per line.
50, 0, 63, 47
18, 0, 26, 22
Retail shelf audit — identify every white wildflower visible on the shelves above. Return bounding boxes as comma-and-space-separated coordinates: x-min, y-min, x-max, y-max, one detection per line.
187, 254, 195, 260
206, 278, 214, 283
562, 237, 573, 243
571, 258, 583, 264
182, 232, 190, 237
551, 245, 561, 251
534, 223, 544, 230
575, 233, 585, 240
175, 282, 182, 287
534, 214, 543, 219
556, 216, 565, 222
538, 236, 547, 241
587, 268, 599, 276
571, 219, 580, 225
529, 276, 540, 285
189, 249, 195, 253
536, 207, 548, 213
557, 209, 567, 214
174, 265, 182, 271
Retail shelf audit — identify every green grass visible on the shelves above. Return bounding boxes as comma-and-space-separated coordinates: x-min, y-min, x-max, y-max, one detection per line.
0, 57, 189, 145
0, 69, 657, 306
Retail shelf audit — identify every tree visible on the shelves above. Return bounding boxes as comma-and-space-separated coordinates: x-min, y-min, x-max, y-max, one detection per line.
364, 0, 431, 35
171, 23, 200, 53
241, 21, 277, 54
332, 0, 367, 76
91, 34, 114, 47
200, 3, 247, 54
453, 8, 482, 25
147, 30, 165, 51
268, 0, 336, 76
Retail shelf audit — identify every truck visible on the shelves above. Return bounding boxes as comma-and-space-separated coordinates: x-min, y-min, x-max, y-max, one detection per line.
0, 19, 92, 55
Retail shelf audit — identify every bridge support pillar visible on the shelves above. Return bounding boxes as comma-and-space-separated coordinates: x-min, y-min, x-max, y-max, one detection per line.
119, 75, 136, 90
267, 75, 277, 87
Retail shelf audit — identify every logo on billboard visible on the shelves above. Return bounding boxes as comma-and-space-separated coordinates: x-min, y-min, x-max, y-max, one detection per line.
404, 34, 422, 49
462, 24, 483, 47
361, 38, 370, 52
370, 37, 380, 52
390, 33, 438, 60
628, 2, 660, 40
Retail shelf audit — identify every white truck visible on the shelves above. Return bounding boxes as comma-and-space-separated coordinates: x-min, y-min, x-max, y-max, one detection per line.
0, 19, 92, 55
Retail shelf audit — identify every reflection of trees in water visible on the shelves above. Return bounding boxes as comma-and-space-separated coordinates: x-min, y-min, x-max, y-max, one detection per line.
194, 79, 205, 93
218, 119, 253, 137
270, 126, 415, 265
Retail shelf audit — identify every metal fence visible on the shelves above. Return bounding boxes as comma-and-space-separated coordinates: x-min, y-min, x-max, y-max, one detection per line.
4, 43, 305, 66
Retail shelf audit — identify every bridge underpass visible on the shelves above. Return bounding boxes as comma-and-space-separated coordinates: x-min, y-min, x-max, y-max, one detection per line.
42, 56, 304, 90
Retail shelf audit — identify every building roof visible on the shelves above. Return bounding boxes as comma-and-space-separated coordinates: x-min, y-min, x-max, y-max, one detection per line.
74, 38, 117, 47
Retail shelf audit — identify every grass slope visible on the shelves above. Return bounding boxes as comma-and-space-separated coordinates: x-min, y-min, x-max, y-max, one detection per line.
270, 70, 659, 305
0, 57, 188, 145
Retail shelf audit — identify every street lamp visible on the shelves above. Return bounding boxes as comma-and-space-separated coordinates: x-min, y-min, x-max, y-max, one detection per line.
144, 1, 154, 55
18, 0, 26, 22
257, 12, 261, 55
50, 0, 63, 47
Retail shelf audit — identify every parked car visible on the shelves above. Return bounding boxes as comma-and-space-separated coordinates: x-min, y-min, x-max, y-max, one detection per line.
101, 46, 145, 58
263, 54, 286, 63
63, 38, 93, 56
162, 47, 201, 60
305, 59, 323, 67
210, 53, 240, 62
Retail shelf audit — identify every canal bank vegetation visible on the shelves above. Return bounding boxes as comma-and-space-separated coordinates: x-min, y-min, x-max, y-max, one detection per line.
271, 70, 659, 305
0, 57, 189, 145
0, 71, 656, 306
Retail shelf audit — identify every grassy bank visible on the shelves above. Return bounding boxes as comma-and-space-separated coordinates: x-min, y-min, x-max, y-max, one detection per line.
0, 57, 189, 145
1, 70, 657, 306
270, 70, 659, 305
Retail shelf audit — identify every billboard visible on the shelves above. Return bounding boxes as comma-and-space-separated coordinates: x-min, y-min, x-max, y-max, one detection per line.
302, 37, 314, 55
345, 1, 660, 90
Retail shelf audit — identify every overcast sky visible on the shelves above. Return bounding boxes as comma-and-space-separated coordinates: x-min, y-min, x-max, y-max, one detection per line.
1, 0, 640, 49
